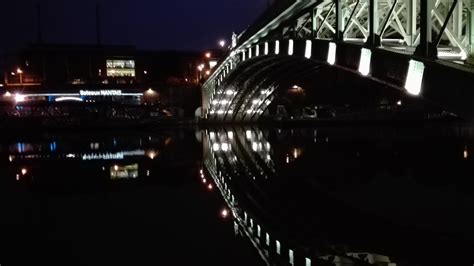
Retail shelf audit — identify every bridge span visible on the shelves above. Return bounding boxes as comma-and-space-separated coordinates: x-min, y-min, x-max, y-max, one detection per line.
203, 0, 474, 122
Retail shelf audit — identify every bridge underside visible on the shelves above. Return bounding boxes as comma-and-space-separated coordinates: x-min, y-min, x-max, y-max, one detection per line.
207, 54, 446, 123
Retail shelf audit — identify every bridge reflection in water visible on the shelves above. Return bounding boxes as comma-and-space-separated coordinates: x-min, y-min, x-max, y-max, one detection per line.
201, 126, 474, 266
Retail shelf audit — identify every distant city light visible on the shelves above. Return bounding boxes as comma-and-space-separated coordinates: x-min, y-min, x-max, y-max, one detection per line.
205, 52, 211, 58
15, 93, 25, 103
16, 68, 23, 74
21, 168, 27, 175
55, 97, 83, 102
207, 183, 213, 190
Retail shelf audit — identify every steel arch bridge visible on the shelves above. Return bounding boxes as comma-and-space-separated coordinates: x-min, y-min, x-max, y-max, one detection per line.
203, 0, 474, 122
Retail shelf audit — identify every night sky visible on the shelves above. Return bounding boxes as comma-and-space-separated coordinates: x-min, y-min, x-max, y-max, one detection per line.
0, 0, 269, 54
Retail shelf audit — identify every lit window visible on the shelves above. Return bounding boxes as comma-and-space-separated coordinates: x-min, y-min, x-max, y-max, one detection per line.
106, 59, 136, 77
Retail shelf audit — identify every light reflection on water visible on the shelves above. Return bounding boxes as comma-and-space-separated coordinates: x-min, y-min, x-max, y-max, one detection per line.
1, 126, 474, 265
202, 125, 474, 266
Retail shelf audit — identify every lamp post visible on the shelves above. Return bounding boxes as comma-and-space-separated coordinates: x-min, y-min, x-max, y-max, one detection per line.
17, 68, 23, 85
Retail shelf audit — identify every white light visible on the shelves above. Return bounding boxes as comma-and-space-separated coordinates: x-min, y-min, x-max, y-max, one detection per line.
217, 110, 225, 115
219, 40, 226, 47
4, 91, 12, 97
264, 42, 269, 55
14, 94, 25, 103
305, 258, 312, 266
397, 100, 402, 106
210, 132, 216, 139
55, 97, 84, 102
289, 249, 294, 265
405, 60, 425, 96
256, 45, 260, 57
242, 51, 246, 61
226, 90, 234, 95
246, 130, 252, 139
220, 100, 228, 105
249, 47, 252, 58
80, 90, 122, 96
252, 142, 258, 152
227, 131, 234, 139
276, 240, 281, 254
221, 208, 229, 218
212, 100, 219, 105
252, 99, 260, 105
221, 143, 229, 152
288, 39, 294, 56
213, 143, 220, 151
210, 110, 215, 114
305, 40, 312, 59
327, 42, 336, 65
358, 48, 372, 76
246, 109, 253, 114
275, 40, 280, 55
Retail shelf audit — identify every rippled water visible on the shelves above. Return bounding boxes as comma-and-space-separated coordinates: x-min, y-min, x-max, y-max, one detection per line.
1, 125, 474, 265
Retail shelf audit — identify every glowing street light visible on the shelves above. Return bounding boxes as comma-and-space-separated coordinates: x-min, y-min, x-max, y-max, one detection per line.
205, 52, 211, 58
16, 68, 23, 74
219, 40, 226, 48
221, 208, 229, 218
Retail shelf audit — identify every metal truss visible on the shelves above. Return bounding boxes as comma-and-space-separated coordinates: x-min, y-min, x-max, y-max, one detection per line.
284, 0, 472, 58
203, 0, 474, 121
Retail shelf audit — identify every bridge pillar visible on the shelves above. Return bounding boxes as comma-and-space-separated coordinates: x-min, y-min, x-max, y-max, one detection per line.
366, 0, 380, 46
468, 1, 474, 64
415, 0, 437, 58
334, 0, 343, 41
405, 0, 417, 47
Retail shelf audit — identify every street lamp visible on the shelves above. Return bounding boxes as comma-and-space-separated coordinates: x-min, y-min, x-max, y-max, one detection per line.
16, 68, 23, 85
219, 40, 226, 48
205, 52, 211, 58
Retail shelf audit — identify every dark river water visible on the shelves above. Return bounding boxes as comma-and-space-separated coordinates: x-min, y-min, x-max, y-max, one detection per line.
1, 125, 474, 265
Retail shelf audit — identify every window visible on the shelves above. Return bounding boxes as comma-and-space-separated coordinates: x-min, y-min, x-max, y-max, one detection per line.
106, 59, 136, 77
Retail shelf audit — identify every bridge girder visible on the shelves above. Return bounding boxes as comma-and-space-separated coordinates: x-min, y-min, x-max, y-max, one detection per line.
203, 0, 474, 122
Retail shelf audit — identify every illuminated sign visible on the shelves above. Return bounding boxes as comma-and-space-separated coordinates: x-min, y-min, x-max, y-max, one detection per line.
80, 90, 122, 96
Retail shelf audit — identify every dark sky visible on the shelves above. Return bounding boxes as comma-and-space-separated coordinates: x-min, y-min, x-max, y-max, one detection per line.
0, 0, 269, 54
